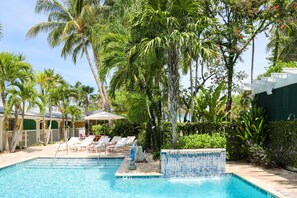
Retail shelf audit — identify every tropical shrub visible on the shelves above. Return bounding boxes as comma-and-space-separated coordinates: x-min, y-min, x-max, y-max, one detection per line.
193, 82, 227, 123
177, 133, 226, 149
235, 105, 267, 153
161, 122, 231, 149
111, 120, 142, 137
91, 124, 110, 135
162, 122, 228, 136
226, 122, 247, 160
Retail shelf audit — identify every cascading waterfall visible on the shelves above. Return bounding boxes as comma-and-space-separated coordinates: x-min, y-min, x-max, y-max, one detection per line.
161, 149, 226, 178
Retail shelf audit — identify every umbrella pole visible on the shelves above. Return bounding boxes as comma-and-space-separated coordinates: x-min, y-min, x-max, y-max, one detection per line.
104, 120, 106, 135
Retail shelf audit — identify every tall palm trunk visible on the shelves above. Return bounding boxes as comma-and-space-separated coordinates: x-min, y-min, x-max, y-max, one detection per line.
92, 46, 111, 112
168, 46, 179, 147
1, 90, 10, 152
81, 36, 108, 110
10, 102, 25, 153
251, 38, 255, 83
189, 61, 194, 122
46, 98, 53, 144
101, 84, 110, 111
85, 95, 89, 134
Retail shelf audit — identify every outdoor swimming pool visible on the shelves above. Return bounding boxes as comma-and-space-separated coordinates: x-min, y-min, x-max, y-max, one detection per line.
0, 158, 275, 198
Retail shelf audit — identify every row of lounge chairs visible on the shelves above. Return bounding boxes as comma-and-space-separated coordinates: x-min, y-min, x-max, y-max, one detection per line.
58, 135, 136, 153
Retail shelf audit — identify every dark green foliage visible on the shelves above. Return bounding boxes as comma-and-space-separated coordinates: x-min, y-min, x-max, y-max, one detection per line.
152, 151, 160, 160
194, 82, 227, 123
248, 144, 271, 167
235, 105, 266, 152
161, 121, 230, 149
266, 121, 297, 167
111, 120, 142, 137
162, 122, 228, 136
177, 133, 226, 149
91, 124, 110, 135
226, 122, 247, 160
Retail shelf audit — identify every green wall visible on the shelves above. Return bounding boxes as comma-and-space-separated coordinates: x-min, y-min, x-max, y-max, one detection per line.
23, 120, 59, 130
47, 121, 58, 129
256, 83, 297, 121
24, 119, 36, 130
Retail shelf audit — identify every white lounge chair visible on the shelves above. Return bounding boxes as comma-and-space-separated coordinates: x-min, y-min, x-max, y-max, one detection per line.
107, 136, 121, 146
73, 135, 95, 151
107, 137, 128, 153
126, 136, 136, 146
88, 136, 111, 153
57, 137, 79, 151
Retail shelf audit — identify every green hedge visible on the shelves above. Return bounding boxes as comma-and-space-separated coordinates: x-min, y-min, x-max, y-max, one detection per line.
162, 122, 229, 136
161, 122, 230, 145
158, 120, 297, 167
266, 121, 297, 167
177, 133, 226, 149
111, 120, 142, 137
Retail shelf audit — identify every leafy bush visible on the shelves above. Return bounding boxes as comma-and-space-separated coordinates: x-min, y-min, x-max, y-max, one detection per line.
162, 122, 228, 137
226, 122, 247, 160
177, 133, 226, 149
193, 82, 227, 123
247, 144, 272, 167
111, 120, 142, 137
152, 151, 160, 160
235, 105, 266, 153
266, 121, 297, 167
91, 124, 110, 135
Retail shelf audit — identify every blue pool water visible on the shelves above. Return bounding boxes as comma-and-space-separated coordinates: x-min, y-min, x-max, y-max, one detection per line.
0, 158, 274, 198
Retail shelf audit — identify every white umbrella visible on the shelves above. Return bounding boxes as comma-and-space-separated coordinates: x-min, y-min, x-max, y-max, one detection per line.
84, 111, 125, 136
84, 111, 125, 120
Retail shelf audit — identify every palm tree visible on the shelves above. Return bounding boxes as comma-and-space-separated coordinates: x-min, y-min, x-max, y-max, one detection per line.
36, 69, 63, 144
6, 81, 42, 153
100, 15, 168, 150
0, 52, 32, 152
268, 22, 297, 63
81, 85, 94, 116
27, 0, 110, 111
266, 0, 297, 65
65, 105, 82, 137
133, 0, 211, 146
51, 81, 72, 139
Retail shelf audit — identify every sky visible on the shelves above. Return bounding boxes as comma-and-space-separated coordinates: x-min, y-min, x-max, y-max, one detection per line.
0, 0, 270, 91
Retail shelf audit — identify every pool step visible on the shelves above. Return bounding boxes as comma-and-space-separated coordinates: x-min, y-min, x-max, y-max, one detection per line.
25, 165, 117, 169
23, 158, 122, 169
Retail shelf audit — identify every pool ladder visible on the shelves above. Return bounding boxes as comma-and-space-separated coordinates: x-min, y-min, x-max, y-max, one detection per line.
97, 151, 101, 164
97, 142, 107, 164
51, 142, 65, 165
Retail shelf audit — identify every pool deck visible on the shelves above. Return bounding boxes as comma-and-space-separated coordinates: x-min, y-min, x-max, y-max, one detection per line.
1, 144, 297, 198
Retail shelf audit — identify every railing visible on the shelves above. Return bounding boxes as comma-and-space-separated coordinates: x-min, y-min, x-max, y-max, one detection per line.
51, 141, 64, 165
7, 130, 33, 148
97, 151, 101, 164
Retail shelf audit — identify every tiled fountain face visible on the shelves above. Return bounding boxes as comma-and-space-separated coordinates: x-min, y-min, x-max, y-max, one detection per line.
161, 149, 226, 178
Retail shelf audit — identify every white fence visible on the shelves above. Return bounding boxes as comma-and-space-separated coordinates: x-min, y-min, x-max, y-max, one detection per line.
0, 128, 80, 151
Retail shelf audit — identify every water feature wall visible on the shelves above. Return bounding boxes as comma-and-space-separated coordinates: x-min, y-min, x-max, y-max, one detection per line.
161, 149, 226, 178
